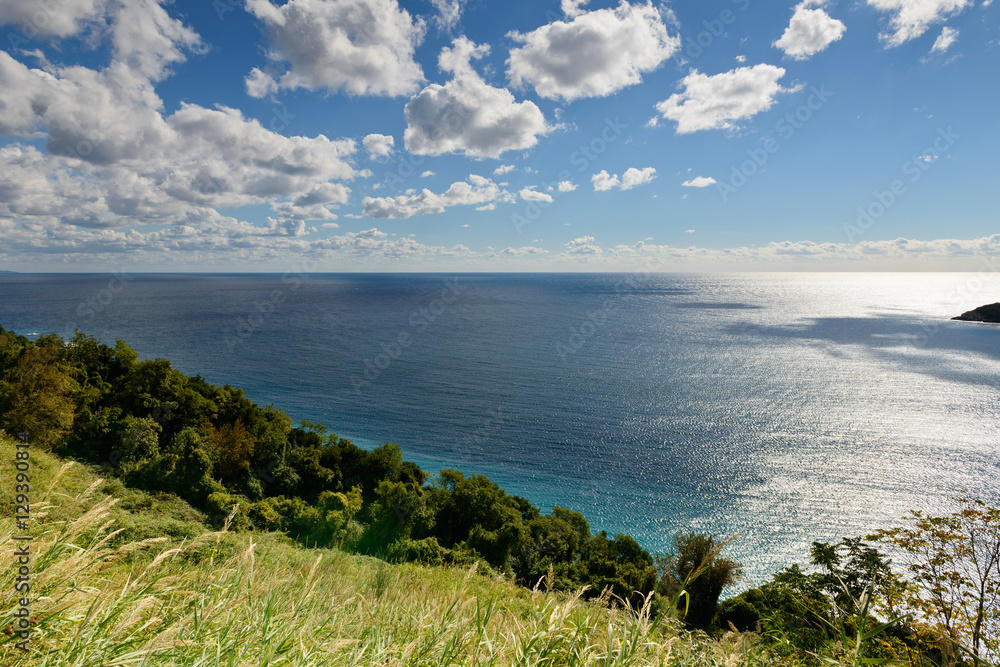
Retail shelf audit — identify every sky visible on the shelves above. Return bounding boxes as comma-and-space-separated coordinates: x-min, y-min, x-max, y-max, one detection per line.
0, 0, 997, 272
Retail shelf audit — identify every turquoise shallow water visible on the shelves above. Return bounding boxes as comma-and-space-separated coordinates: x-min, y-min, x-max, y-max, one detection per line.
2, 272, 998, 585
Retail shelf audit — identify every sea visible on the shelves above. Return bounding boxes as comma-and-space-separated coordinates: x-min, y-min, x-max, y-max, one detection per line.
2, 271, 998, 586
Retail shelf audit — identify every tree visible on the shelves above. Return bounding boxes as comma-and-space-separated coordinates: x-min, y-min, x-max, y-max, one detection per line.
657, 532, 743, 628
119, 415, 161, 462
581, 532, 657, 607
0, 346, 75, 447
874, 497, 1000, 666
206, 420, 256, 486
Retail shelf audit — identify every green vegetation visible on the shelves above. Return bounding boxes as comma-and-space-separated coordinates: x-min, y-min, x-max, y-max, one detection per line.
1, 325, 998, 665
0, 435, 778, 666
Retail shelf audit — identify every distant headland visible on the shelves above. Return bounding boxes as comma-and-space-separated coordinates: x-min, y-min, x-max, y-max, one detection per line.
952, 303, 1000, 323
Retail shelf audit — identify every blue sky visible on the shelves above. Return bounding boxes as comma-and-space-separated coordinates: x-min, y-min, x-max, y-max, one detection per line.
0, 0, 997, 271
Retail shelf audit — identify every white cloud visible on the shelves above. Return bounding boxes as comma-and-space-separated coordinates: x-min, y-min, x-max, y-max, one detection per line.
930, 26, 959, 52
591, 170, 619, 192
111, 0, 203, 81
684, 229, 695, 233
0, 14, 361, 233
653, 65, 792, 134
312, 227, 479, 261
0, 0, 107, 38
502, 246, 549, 256
681, 176, 716, 187
475, 203, 496, 211
604, 235, 1000, 268
431, 0, 464, 30
245, 0, 426, 97
622, 167, 657, 189
561, 0, 590, 18
494, 164, 516, 175
736, 55, 747, 63
404, 37, 551, 158
519, 187, 554, 202
245, 67, 279, 98
563, 235, 603, 256
363, 133, 395, 157
507, 1, 680, 101
557, 180, 578, 192
868, 0, 971, 47
362, 174, 509, 218
773, 0, 846, 60
421, 170, 435, 177
592, 167, 657, 191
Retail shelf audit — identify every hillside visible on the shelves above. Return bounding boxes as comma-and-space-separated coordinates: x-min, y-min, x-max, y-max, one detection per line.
952, 302, 1000, 323
0, 434, 770, 666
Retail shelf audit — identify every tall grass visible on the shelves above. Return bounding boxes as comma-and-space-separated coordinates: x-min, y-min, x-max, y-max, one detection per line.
1, 437, 784, 666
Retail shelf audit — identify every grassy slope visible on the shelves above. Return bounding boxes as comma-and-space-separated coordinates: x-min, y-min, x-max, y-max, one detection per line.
0, 435, 780, 666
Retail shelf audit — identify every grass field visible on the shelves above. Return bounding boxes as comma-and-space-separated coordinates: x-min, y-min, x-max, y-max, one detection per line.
0, 435, 789, 666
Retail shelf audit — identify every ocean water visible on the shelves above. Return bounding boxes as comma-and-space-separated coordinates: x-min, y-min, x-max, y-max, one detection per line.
2, 272, 998, 585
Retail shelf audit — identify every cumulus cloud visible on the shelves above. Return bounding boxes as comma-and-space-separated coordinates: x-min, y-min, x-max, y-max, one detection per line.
604, 235, 1000, 268
591, 171, 618, 192
421, 170, 435, 177
561, 0, 590, 17
245, 67, 279, 97
563, 235, 603, 256
363, 133, 395, 157
431, 0, 464, 30
773, 0, 846, 60
592, 167, 657, 191
868, 0, 971, 47
652, 65, 792, 134
930, 26, 959, 53
502, 246, 549, 256
403, 37, 551, 158
506, 1, 680, 101
519, 187, 554, 202
245, 0, 426, 97
111, 0, 204, 81
0, 0, 107, 38
681, 176, 716, 187
494, 164, 516, 175
563, 236, 604, 260
362, 174, 510, 218
557, 180, 578, 192
0, 3, 361, 235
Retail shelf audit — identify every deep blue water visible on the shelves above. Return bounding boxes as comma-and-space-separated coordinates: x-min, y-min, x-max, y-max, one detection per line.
2, 272, 998, 585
